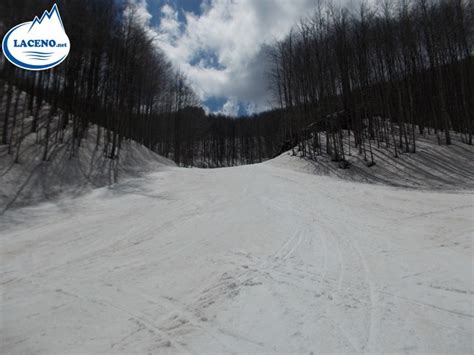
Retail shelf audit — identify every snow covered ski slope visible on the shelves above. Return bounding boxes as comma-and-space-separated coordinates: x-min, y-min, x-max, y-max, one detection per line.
1, 157, 473, 354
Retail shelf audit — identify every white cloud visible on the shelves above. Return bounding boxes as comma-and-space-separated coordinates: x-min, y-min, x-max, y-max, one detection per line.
219, 97, 240, 117
130, 0, 370, 114
159, 4, 180, 39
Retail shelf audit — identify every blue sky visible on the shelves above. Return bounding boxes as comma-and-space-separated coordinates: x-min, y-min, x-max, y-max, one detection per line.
149, 1, 203, 22
131, 0, 364, 116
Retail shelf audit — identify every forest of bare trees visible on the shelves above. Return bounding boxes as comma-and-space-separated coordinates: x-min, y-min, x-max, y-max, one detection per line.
0, 0, 283, 169
0, 0, 201, 163
268, 0, 473, 166
1, 0, 472, 171
148, 108, 283, 167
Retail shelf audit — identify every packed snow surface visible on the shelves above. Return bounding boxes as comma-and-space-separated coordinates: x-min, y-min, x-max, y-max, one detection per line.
1, 156, 473, 354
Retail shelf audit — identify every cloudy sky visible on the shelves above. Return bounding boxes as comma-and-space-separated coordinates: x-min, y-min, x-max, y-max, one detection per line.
131, 0, 361, 116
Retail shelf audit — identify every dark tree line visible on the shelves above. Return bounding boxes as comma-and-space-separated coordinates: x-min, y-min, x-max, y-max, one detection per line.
268, 0, 473, 166
149, 108, 284, 167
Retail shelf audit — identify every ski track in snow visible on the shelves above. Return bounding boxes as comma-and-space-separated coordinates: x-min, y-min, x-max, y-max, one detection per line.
1, 159, 473, 354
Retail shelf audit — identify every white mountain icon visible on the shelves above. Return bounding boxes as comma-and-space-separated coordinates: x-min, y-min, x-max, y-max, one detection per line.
28, 4, 65, 34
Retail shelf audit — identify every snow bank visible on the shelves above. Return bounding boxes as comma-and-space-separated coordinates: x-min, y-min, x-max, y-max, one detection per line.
0, 126, 175, 212
269, 132, 474, 190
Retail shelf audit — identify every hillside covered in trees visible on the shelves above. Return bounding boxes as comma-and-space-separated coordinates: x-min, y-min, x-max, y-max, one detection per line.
268, 0, 473, 165
0, 0, 473, 170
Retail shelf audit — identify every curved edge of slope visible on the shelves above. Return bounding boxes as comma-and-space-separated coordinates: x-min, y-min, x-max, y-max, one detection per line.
0, 125, 176, 212
267, 133, 474, 191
